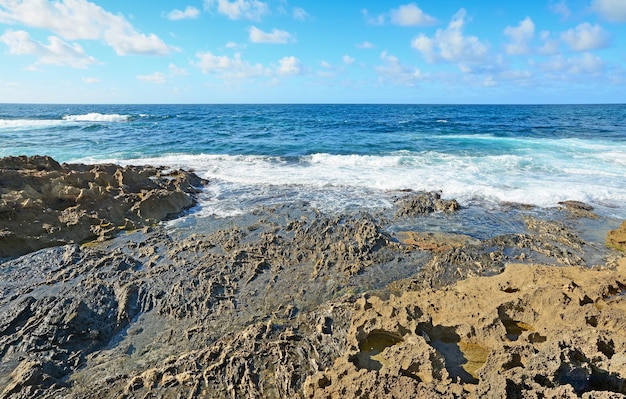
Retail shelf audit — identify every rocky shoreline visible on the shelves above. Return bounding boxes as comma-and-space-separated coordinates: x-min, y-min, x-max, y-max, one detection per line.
0, 155, 207, 258
1, 156, 625, 398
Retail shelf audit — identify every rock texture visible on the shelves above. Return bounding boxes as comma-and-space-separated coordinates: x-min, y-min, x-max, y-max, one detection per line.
0, 157, 624, 399
608, 221, 626, 252
305, 257, 626, 399
0, 155, 206, 258
394, 191, 461, 217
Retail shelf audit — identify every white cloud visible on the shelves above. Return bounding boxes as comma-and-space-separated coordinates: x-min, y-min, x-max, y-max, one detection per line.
167, 6, 200, 21
591, 0, 626, 22
277, 56, 301, 75
363, 4, 435, 26
356, 41, 375, 49
194, 51, 268, 79
504, 17, 535, 55
538, 31, 560, 55
481, 76, 497, 87
292, 7, 309, 21
135, 64, 188, 84
168, 63, 189, 76
560, 23, 611, 51
137, 72, 167, 84
549, 0, 571, 20
375, 50, 422, 86
361, 9, 385, 26
389, 3, 436, 26
249, 26, 294, 44
194, 51, 303, 81
320, 60, 331, 68
0, 0, 175, 56
540, 53, 606, 75
81, 77, 99, 83
0, 29, 98, 68
204, 0, 268, 21
411, 9, 489, 64
342, 55, 355, 65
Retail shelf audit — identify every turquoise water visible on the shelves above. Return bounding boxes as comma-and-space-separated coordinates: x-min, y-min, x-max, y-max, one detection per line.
1, 104, 625, 218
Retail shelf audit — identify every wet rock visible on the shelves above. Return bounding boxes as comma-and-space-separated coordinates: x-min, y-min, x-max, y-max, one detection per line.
558, 200, 599, 219
0, 166, 623, 399
0, 155, 207, 258
607, 221, 626, 252
394, 192, 460, 217
0, 360, 66, 399
0, 245, 153, 398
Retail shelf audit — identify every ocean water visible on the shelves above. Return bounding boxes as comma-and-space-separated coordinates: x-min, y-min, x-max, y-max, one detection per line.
1, 103, 625, 221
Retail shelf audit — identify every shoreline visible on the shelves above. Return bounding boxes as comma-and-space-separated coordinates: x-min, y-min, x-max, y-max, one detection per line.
1, 156, 625, 398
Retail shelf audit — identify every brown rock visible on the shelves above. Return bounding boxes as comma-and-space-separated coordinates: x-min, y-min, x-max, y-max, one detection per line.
305, 257, 626, 398
607, 221, 626, 252
0, 155, 207, 258
558, 200, 599, 219
395, 231, 479, 252
395, 192, 460, 217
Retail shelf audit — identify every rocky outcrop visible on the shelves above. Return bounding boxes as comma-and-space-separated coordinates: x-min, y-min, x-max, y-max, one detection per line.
0, 161, 624, 398
394, 191, 460, 217
0, 155, 206, 258
305, 257, 626, 399
558, 200, 599, 219
608, 221, 626, 252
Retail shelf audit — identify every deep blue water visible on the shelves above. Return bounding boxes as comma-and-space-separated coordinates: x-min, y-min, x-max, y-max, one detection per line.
1, 104, 625, 218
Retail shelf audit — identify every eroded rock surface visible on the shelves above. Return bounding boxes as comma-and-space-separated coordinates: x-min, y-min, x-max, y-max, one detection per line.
305, 257, 626, 399
0, 159, 624, 398
608, 221, 626, 252
0, 155, 206, 258
394, 191, 461, 217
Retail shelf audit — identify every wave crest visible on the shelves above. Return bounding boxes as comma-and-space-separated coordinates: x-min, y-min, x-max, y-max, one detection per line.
62, 113, 129, 122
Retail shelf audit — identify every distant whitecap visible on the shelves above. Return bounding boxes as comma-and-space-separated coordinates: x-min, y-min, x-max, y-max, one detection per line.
62, 113, 129, 122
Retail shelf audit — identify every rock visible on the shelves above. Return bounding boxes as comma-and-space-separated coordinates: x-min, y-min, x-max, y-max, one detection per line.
0, 166, 623, 399
0, 155, 62, 171
558, 200, 598, 219
0, 155, 207, 258
394, 192, 460, 217
305, 257, 626, 398
0, 360, 64, 399
394, 231, 479, 253
607, 221, 626, 252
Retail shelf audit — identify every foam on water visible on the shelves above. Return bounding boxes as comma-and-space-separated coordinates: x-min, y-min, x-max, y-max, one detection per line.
3, 104, 626, 219
62, 113, 129, 122
0, 119, 64, 129
91, 150, 626, 219
0, 113, 129, 130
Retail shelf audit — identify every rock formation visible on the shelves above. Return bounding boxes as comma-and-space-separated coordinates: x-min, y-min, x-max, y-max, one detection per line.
608, 221, 626, 252
0, 156, 625, 398
305, 257, 626, 398
0, 155, 206, 258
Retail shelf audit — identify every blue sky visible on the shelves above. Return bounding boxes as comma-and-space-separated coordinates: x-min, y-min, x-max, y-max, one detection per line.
0, 0, 625, 103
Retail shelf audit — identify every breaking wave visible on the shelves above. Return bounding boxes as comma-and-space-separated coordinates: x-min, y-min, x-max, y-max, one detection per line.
62, 113, 130, 122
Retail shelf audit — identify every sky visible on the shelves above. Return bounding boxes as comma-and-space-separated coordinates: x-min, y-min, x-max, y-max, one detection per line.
0, 0, 625, 104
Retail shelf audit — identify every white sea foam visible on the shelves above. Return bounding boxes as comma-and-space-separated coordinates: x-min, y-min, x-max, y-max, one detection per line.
0, 119, 64, 129
0, 113, 129, 131
62, 113, 129, 122
87, 150, 626, 219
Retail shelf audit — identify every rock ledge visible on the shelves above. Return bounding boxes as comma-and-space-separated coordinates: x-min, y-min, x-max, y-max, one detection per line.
0, 155, 207, 258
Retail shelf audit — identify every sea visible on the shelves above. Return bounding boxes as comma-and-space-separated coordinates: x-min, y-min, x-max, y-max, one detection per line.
1, 104, 626, 229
